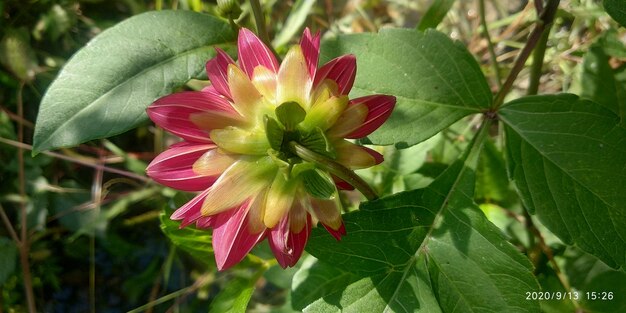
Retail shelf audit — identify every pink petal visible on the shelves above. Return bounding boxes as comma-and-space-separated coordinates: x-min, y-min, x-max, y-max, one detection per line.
314, 55, 356, 95
212, 198, 267, 270
147, 90, 238, 143
345, 95, 396, 139
146, 142, 218, 191
269, 214, 311, 268
322, 222, 346, 241
206, 48, 236, 99
299, 28, 321, 78
195, 215, 216, 229
238, 28, 279, 78
171, 188, 210, 227
332, 175, 355, 191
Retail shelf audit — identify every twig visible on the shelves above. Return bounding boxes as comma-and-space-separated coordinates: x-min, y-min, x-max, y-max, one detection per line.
0, 204, 20, 244
479, 0, 502, 87
492, 0, 560, 108
527, 23, 551, 95
0, 137, 151, 183
16, 82, 36, 313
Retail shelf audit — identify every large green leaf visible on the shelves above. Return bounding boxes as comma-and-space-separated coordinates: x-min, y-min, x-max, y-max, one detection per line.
500, 94, 626, 269
320, 29, 491, 148
297, 122, 540, 312
33, 10, 236, 152
604, 0, 626, 27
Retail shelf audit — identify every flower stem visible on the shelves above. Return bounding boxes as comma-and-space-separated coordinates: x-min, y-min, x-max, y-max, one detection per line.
479, 0, 502, 88
289, 142, 378, 201
492, 0, 560, 109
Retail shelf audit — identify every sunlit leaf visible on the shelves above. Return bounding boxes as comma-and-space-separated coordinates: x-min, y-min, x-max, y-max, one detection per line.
320, 29, 491, 148
501, 94, 626, 269
33, 11, 236, 152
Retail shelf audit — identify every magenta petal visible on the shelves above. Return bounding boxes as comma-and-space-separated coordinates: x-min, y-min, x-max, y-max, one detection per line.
332, 175, 355, 191
269, 215, 311, 268
147, 90, 236, 143
314, 55, 356, 95
206, 48, 235, 99
299, 28, 321, 78
238, 28, 279, 77
345, 95, 396, 139
146, 142, 218, 191
322, 222, 346, 241
212, 200, 267, 270
171, 188, 210, 227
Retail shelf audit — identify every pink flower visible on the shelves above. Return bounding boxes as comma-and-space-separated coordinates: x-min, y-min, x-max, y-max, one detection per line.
146, 28, 395, 270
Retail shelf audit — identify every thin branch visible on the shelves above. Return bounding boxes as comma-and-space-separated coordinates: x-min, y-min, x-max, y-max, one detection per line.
16, 82, 36, 313
492, 0, 560, 108
0, 204, 20, 244
479, 0, 502, 87
0, 137, 151, 183
527, 25, 551, 95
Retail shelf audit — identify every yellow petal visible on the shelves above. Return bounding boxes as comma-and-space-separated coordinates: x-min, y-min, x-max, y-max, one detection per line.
334, 140, 377, 169
201, 157, 274, 216
301, 95, 348, 132
252, 65, 277, 105
192, 149, 238, 176
327, 103, 368, 138
263, 172, 299, 228
276, 45, 312, 109
246, 190, 267, 234
289, 198, 309, 233
190, 110, 246, 130
210, 126, 270, 155
309, 197, 342, 230
228, 64, 262, 117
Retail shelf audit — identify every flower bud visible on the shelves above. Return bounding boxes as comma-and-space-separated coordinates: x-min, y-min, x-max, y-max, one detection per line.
217, 0, 242, 20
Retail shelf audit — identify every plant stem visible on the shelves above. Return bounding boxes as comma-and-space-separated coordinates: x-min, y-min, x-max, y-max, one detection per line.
249, 0, 280, 59
0, 137, 151, 183
492, 0, 560, 108
290, 142, 378, 201
527, 24, 551, 95
16, 82, 36, 313
479, 0, 502, 88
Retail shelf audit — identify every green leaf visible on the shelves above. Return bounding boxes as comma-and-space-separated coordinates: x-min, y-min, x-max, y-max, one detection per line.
500, 94, 626, 269
562, 248, 626, 312
604, 0, 626, 27
417, 0, 456, 31
300, 169, 335, 199
475, 138, 512, 203
264, 115, 284, 151
160, 203, 215, 268
276, 101, 306, 131
299, 127, 334, 158
33, 11, 236, 152
209, 269, 264, 313
299, 122, 540, 312
0, 237, 17, 285
320, 29, 491, 148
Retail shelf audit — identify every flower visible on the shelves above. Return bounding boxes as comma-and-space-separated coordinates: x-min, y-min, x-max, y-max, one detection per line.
146, 28, 395, 270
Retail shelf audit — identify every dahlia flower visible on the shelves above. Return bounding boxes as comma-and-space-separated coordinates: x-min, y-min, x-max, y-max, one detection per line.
146, 28, 395, 270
